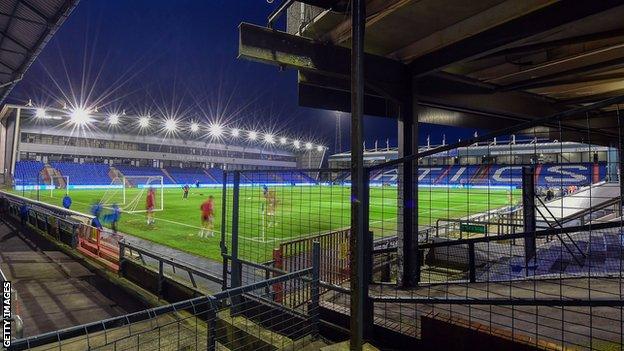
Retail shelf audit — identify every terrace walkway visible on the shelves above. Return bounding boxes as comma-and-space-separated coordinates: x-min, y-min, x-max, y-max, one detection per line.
120, 233, 224, 293
0, 217, 144, 337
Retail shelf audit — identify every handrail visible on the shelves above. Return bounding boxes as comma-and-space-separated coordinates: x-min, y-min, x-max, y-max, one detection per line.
268, 0, 296, 29
0, 190, 94, 220
534, 195, 586, 264
10, 266, 313, 351
120, 240, 223, 285
541, 194, 622, 226
419, 220, 622, 250
371, 296, 624, 307
0, 264, 8, 283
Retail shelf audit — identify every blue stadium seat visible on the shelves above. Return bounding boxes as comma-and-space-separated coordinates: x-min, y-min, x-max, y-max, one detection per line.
14, 160, 45, 185
165, 167, 217, 185
51, 162, 111, 185
115, 165, 176, 185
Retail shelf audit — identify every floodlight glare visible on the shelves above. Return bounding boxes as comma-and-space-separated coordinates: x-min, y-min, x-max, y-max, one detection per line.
208, 123, 224, 137
305, 142, 313, 150
190, 122, 200, 133
70, 108, 91, 126
316, 145, 324, 152
264, 133, 275, 144
279, 137, 287, 144
248, 131, 258, 140
35, 108, 46, 118
164, 118, 178, 132
293, 140, 301, 149
108, 114, 120, 125
231, 128, 240, 137
139, 116, 151, 128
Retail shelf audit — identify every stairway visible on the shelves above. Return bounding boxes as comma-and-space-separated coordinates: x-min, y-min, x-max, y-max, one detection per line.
108, 166, 130, 187
43, 165, 66, 187
479, 230, 624, 281
159, 167, 176, 184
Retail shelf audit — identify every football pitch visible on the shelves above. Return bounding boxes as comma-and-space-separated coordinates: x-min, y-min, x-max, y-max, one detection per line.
12, 185, 518, 261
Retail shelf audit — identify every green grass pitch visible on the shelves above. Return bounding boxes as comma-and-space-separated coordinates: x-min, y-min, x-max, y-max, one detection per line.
13, 185, 519, 262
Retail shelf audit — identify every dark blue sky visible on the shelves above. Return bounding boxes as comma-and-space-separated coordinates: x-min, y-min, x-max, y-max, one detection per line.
11, 0, 477, 153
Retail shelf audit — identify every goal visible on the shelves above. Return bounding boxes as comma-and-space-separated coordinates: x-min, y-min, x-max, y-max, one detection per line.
101, 175, 164, 213
49, 175, 69, 197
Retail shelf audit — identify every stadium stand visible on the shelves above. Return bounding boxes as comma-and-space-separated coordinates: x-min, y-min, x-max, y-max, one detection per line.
165, 167, 216, 185
14, 160, 44, 185
114, 165, 176, 184
276, 171, 316, 184
480, 228, 624, 281
369, 162, 606, 187
51, 162, 111, 185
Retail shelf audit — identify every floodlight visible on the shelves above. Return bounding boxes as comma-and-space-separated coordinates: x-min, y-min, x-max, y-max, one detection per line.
139, 116, 151, 128
108, 114, 120, 125
190, 122, 200, 133
35, 108, 46, 118
164, 118, 178, 132
264, 133, 275, 144
316, 145, 324, 152
208, 123, 224, 137
70, 107, 91, 125
248, 130, 258, 140
293, 140, 301, 149
231, 128, 240, 137
279, 137, 287, 145
305, 142, 313, 150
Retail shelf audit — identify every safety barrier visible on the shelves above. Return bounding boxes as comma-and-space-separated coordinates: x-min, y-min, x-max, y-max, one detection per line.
0, 191, 121, 272
9, 243, 321, 351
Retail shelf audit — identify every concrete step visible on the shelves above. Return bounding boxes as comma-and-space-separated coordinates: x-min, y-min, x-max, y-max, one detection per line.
320, 340, 380, 351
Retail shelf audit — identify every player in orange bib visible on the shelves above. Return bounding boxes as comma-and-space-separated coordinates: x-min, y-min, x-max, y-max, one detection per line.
199, 195, 215, 238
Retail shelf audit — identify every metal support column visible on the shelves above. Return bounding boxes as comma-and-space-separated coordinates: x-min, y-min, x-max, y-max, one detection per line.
310, 241, 321, 338
397, 79, 419, 287
220, 170, 228, 291
230, 172, 242, 313
206, 297, 217, 351
618, 106, 624, 213
350, 0, 367, 349
522, 166, 537, 265
157, 260, 164, 298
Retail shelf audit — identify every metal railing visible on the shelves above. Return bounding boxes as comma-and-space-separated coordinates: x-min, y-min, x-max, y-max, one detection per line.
10, 242, 321, 351
119, 240, 224, 296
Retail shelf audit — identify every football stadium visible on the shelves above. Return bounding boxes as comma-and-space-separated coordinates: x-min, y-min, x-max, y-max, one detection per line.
2, 1, 624, 351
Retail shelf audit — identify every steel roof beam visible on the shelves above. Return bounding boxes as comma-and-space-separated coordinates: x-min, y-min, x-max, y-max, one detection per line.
409, 0, 624, 76
0, 29, 31, 52
294, 0, 349, 12
498, 56, 624, 92
18, 0, 51, 25
238, 22, 409, 100
483, 28, 624, 59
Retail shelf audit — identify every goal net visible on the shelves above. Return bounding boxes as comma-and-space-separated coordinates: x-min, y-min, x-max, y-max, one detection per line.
101, 175, 164, 213
49, 175, 69, 197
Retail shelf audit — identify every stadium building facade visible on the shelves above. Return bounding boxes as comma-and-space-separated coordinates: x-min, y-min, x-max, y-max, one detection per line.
329, 139, 614, 189
0, 104, 325, 188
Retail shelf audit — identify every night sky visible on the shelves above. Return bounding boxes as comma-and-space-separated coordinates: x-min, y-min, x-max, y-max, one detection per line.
10, 0, 478, 153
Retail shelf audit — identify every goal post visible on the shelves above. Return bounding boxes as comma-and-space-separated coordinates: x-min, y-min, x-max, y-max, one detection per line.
100, 175, 164, 213
49, 175, 69, 197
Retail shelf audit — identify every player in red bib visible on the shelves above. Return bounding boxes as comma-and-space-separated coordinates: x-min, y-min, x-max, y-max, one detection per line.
146, 187, 156, 226
199, 195, 215, 238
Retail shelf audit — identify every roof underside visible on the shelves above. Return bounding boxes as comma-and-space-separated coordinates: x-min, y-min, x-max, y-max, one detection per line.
248, 0, 624, 144
0, 0, 79, 105
298, 0, 624, 107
